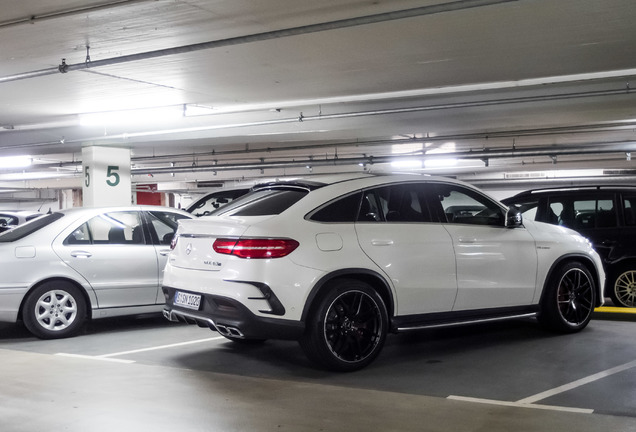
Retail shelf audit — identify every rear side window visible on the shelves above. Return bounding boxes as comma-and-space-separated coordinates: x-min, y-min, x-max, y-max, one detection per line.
359, 184, 433, 223
309, 192, 362, 222
547, 195, 616, 229
624, 195, 636, 226
0, 213, 64, 242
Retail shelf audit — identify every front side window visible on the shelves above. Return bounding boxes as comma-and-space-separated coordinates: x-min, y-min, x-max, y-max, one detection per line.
147, 211, 191, 245
64, 211, 145, 245
431, 184, 504, 226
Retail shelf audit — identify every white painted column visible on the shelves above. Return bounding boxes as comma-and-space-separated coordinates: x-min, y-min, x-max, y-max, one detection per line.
81, 146, 132, 207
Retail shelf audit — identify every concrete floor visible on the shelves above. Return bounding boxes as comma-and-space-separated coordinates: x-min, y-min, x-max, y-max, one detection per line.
1, 312, 635, 432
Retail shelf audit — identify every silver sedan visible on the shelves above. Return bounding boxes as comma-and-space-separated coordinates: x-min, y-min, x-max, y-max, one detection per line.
0, 205, 193, 339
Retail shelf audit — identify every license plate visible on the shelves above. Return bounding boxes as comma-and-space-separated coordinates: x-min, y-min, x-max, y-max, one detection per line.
174, 291, 202, 310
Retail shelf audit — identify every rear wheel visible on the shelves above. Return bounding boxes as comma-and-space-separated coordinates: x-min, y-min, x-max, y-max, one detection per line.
299, 279, 388, 372
539, 261, 596, 333
22, 281, 87, 339
608, 267, 636, 308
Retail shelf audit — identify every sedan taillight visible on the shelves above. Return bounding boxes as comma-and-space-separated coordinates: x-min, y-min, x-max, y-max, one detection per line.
213, 238, 299, 259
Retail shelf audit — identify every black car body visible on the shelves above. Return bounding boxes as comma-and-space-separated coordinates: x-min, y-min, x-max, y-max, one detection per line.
502, 186, 636, 307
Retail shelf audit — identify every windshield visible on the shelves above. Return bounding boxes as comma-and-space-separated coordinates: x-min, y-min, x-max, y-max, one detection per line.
0, 212, 64, 242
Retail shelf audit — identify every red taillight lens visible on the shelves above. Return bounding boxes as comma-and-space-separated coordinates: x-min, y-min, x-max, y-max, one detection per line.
170, 235, 178, 250
213, 238, 299, 259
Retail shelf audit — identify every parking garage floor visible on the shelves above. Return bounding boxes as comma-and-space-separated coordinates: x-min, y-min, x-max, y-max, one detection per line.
1, 310, 635, 432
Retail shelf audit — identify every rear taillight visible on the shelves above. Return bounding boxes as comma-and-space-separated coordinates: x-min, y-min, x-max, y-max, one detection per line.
213, 238, 299, 259
170, 235, 178, 250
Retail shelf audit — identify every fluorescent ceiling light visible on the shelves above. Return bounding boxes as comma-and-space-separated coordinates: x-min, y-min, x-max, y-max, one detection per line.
79, 106, 184, 127
425, 158, 458, 168
183, 104, 217, 117
391, 159, 423, 169
0, 156, 32, 169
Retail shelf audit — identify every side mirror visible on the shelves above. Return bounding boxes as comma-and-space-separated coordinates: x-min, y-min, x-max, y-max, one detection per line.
505, 206, 523, 228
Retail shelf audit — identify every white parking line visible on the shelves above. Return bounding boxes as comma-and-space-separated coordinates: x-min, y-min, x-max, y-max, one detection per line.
449, 358, 636, 414
447, 395, 593, 414
516, 359, 636, 404
96, 336, 224, 359
55, 336, 224, 363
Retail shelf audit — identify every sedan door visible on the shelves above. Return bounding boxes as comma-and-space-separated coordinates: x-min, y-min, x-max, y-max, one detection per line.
53, 210, 160, 308
143, 210, 193, 303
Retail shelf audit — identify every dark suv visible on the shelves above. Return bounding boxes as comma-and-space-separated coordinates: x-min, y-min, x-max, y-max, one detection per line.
502, 186, 636, 308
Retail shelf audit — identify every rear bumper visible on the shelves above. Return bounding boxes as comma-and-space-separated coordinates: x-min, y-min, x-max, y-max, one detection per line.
162, 286, 304, 340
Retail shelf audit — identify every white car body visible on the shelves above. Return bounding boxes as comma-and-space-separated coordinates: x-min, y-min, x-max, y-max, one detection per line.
0, 205, 193, 338
162, 174, 605, 370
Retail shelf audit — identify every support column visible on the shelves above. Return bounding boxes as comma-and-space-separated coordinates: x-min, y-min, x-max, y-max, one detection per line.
81, 146, 132, 207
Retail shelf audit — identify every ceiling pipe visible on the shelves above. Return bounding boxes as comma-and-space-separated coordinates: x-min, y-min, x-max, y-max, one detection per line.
130, 140, 636, 176
0, 0, 518, 84
0, 0, 149, 29
2, 138, 635, 176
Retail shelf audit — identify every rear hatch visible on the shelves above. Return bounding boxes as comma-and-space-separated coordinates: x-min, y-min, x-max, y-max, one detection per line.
168, 217, 257, 271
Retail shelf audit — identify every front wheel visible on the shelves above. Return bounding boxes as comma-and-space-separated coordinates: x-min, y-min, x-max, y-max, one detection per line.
22, 281, 87, 339
299, 279, 388, 372
608, 267, 636, 308
538, 261, 596, 333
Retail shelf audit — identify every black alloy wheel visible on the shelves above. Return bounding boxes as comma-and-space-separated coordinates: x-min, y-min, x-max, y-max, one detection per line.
539, 261, 596, 333
300, 279, 388, 372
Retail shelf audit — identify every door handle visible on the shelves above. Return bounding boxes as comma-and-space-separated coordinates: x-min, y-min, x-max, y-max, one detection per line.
159, 249, 171, 256
458, 238, 476, 244
70, 251, 92, 258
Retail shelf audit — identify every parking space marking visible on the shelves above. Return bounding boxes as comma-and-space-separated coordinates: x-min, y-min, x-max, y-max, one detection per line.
449, 358, 636, 414
447, 396, 593, 414
55, 353, 136, 364
516, 359, 636, 404
54, 336, 224, 363
96, 336, 224, 359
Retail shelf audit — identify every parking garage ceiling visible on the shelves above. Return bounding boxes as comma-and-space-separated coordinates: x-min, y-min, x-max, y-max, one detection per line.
1, 0, 636, 194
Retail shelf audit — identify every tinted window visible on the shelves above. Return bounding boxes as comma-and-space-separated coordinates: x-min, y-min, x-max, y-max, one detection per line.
358, 184, 432, 223
624, 195, 636, 226
547, 195, 616, 229
310, 192, 362, 222
226, 190, 308, 216
0, 214, 18, 226
0, 213, 64, 242
431, 184, 504, 226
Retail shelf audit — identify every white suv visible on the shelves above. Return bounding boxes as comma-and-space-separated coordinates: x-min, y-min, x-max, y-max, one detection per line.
162, 174, 604, 371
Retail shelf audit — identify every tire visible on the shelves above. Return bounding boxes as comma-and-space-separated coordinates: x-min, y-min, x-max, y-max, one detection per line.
22, 281, 87, 339
538, 261, 596, 333
299, 279, 388, 372
608, 267, 636, 308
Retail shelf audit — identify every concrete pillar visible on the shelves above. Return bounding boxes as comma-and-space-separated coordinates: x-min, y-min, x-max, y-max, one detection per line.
81, 146, 132, 207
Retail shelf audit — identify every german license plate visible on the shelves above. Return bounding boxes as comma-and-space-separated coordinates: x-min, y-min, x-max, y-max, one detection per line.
174, 291, 201, 310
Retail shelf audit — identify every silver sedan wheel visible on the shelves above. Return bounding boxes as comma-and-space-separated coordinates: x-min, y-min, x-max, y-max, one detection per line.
34, 289, 78, 331
23, 282, 87, 339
